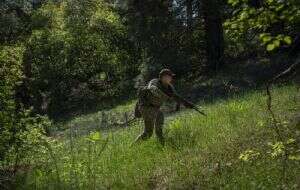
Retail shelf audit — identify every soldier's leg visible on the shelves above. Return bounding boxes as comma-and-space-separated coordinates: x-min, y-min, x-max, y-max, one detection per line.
134, 109, 154, 143
155, 110, 165, 145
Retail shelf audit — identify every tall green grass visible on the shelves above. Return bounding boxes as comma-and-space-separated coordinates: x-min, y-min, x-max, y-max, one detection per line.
15, 85, 299, 190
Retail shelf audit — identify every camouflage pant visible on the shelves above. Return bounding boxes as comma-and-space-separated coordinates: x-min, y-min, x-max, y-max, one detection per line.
135, 106, 164, 144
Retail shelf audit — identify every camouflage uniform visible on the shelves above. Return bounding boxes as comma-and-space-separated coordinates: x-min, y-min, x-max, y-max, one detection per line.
135, 78, 183, 144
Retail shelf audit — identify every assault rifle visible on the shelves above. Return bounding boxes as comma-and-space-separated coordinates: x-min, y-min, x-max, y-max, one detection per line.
179, 98, 207, 116
158, 85, 207, 117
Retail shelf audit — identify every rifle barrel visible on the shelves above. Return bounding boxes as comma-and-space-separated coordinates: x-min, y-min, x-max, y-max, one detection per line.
193, 106, 207, 116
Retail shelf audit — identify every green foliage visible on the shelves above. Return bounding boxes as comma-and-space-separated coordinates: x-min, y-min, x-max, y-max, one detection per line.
225, 0, 300, 53
239, 149, 261, 162
87, 131, 101, 142
0, 45, 24, 160
269, 141, 285, 158
0, 45, 51, 165
239, 136, 300, 164
21, 0, 138, 117
5, 111, 52, 163
260, 33, 293, 51
0, 0, 44, 44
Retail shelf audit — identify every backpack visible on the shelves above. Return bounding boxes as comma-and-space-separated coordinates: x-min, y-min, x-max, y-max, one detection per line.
134, 86, 150, 118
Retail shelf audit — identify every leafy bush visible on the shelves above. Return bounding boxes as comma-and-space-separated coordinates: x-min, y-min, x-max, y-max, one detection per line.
0, 45, 51, 168
0, 45, 24, 160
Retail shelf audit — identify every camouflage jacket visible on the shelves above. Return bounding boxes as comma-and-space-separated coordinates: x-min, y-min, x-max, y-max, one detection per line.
142, 78, 183, 108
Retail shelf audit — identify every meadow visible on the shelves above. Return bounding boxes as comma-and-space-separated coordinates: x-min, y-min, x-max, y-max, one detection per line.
15, 84, 299, 190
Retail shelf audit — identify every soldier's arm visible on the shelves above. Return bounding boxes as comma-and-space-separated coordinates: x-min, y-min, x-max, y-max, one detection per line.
169, 84, 184, 103
169, 84, 193, 108
169, 84, 206, 115
147, 80, 170, 99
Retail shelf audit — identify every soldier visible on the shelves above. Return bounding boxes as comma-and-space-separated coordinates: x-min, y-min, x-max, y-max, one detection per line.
134, 69, 196, 145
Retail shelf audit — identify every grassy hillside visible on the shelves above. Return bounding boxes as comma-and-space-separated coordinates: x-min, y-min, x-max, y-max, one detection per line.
15, 84, 299, 190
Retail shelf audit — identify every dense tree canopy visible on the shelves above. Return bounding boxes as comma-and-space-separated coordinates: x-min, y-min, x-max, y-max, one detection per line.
22, 0, 138, 117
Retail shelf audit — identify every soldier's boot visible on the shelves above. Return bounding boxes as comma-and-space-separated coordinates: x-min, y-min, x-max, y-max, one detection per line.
155, 110, 165, 145
134, 113, 154, 143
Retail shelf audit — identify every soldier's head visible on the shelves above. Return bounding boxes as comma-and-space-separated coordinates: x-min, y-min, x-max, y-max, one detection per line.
159, 69, 175, 85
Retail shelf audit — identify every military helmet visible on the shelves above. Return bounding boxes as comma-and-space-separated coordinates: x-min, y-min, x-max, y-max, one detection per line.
159, 69, 175, 79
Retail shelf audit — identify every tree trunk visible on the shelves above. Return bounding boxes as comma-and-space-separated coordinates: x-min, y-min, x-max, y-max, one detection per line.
201, 0, 224, 72
186, 0, 193, 32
